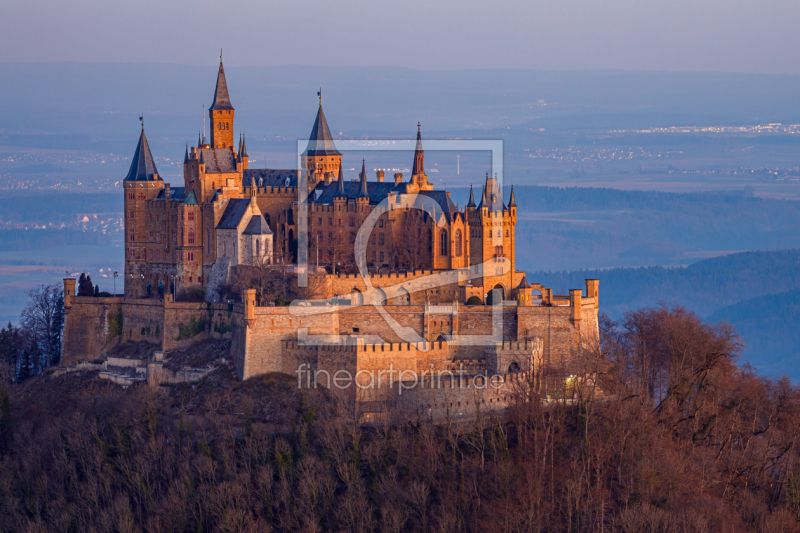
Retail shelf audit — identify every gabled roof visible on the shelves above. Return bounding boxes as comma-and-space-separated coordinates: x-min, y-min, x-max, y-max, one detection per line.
209, 61, 234, 111
198, 148, 236, 173
184, 189, 198, 205
303, 104, 341, 156
124, 127, 161, 182
242, 169, 298, 188
216, 198, 252, 229
243, 215, 272, 235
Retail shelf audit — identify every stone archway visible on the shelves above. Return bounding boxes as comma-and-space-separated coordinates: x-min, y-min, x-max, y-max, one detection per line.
508, 361, 521, 374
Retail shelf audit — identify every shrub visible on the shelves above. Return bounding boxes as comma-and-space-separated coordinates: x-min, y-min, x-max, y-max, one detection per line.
466, 296, 483, 306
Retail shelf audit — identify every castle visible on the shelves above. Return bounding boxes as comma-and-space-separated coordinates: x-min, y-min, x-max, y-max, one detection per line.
62, 59, 600, 420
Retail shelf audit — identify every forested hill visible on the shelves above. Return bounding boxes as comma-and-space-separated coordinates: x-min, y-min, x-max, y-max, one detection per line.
530, 249, 800, 379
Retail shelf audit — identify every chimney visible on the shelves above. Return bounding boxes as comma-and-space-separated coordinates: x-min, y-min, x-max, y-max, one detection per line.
376, 170, 385, 182
164, 183, 170, 200
394, 173, 403, 184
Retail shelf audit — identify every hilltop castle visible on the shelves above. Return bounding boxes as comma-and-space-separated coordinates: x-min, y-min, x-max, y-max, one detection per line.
62, 60, 600, 420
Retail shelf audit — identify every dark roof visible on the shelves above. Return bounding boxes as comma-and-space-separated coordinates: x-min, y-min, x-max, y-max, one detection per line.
309, 177, 456, 214
412, 123, 424, 176
184, 189, 198, 205
216, 199, 252, 229
335, 165, 346, 197
508, 185, 517, 207
517, 275, 531, 289
358, 160, 369, 197
155, 186, 185, 202
124, 127, 161, 182
241, 133, 248, 157
243, 215, 272, 235
419, 190, 458, 215
243, 169, 298, 188
467, 184, 476, 208
303, 104, 341, 156
477, 175, 506, 211
198, 148, 236, 173
209, 61, 234, 111
183, 145, 189, 164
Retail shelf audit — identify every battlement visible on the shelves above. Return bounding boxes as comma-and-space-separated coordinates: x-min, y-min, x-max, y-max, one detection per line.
282, 338, 453, 354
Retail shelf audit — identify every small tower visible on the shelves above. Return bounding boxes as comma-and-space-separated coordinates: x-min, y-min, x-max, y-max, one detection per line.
302, 91, 342, 189
123, 122, 164, 298
515, 275, 533, 306
410, 123, 433, 191
209, 56, 235, 149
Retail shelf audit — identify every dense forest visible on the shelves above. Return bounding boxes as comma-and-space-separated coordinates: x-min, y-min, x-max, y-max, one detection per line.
1, 305, 800, 532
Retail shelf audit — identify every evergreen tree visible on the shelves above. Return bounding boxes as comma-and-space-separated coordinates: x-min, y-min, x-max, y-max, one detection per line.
94, 285, 99, 297
85, 275, 94, 297
77, 273, 87, 296
50, 294, 64, 367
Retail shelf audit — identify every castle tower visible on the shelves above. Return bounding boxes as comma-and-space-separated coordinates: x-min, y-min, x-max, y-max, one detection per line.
123, 124, 164, 297
209, 58, 235, 149
467, 174, 516, 300
302, 94, 342, 189
410, 123, 433, 191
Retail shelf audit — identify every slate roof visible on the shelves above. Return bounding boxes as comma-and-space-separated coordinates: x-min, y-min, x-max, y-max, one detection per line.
124, 127, 160, 182
184, 189, 198, 205
155, 186, 185, 202
308, 175, 457, 214
508, 185, 517, 207
467, 184, 476, 208
242, 169, 299, 188
477, 175, 506, 211
198, 148, 236, 173
303, 104, 341, 156
217, 199, 252, 229
517, 275, 531, 289
209, 61, 234, 111
243, 215, 272, 235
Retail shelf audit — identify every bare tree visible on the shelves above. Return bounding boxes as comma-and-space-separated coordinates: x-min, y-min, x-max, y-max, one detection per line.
397, 209, 432, 270
20, 283, 63, 368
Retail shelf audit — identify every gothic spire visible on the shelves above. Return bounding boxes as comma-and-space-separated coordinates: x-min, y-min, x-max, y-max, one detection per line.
209, 59, 234, 111
124, 125, 160, 181
509, 185, 517, 207
411, 122, 424, 177
335, 165, 346, 197
304, 99, 341, 156
467, 183, 476, 208
359, 159, 369, 197
241, 132, 248, 157
184, 144, 189, 164
238, 133, 242, 155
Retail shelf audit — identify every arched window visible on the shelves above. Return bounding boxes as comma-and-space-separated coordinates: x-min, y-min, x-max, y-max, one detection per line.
188, 228, 195, 245
455, 229, 462, 256
255, 239, 260, 257
440, 229, 448, 256
129, 230, 135, 242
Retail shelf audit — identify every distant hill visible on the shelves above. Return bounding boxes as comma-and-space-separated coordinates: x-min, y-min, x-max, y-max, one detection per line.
530, 249, 800, 379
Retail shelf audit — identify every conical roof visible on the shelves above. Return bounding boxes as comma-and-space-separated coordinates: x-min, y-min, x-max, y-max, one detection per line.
304, 104, 341, 156
467, 184, 476, 207
358, 159, 369, 197
241, 133, 248, 157
183, 144, 189, 164
517, 275, 531, 289
209, 60, 234, 111
124, 126, 161, 181
335, 165, 346, 197
509, 185, 517, 207
411, 122, 424, 176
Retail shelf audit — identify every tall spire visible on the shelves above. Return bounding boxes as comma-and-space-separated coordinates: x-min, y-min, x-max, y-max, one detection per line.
508, 185, 517, 207
411, 122, 424, 177
335, 165, 346, 196
238, 133, 242, 154
124, 125, 160, 181
209, 58, 234, 111
183, 144, 189, 164
241, 132, 248, 157
198, 131, 201, 148
359, 159, 369, 197
304, 98, 341, 156
467, 183, 476, 208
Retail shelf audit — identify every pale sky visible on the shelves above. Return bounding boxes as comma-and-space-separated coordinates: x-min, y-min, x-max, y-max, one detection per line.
2, 0, 799, 74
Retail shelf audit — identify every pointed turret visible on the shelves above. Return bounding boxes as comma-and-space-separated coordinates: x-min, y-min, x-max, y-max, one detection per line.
508, 185, 516, 207
358, 159, 369, 198
183, 144, 189, 165
304, 103, 341, 157
467, 184, 476, 208
241, 133, 248, 158
411, 122, 425, 177
209, 59, 234, 111
124, 125, 161, 181
197, 132, 202, 149
238, 133, 242, 155
517, 275, 531, 289
184, 189, 198, 205
335, 165, 346, 197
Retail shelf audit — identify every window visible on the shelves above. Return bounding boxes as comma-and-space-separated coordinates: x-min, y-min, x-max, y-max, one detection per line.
129, 210, 135, 219
455, 229, 462, 256
379, 219, 384, 228
328, 218, 333, 225
188, 229, 195, 245
371, 235, 376, 245
338, 219, 342, 226
172, 232, 176, 244
497, 230, 501, 238
440, 230, 448, 256
188, 211, 194, 222
161, 221, 165, 231
255, 240, 260, 256
328, 233, 332, 243
318, 218, 322, 225
379, 233, 385, 245
188, 252, 194, 261
129, 230, 135, 242
379, 252, 384, 262
149, 231, 154, 242
129, 250, 134, 260
149, 249, 153, 260
156, 233, 160, 243
372, 251, 376, 261
505, 230, 509, 237
156, 250, 160, 261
